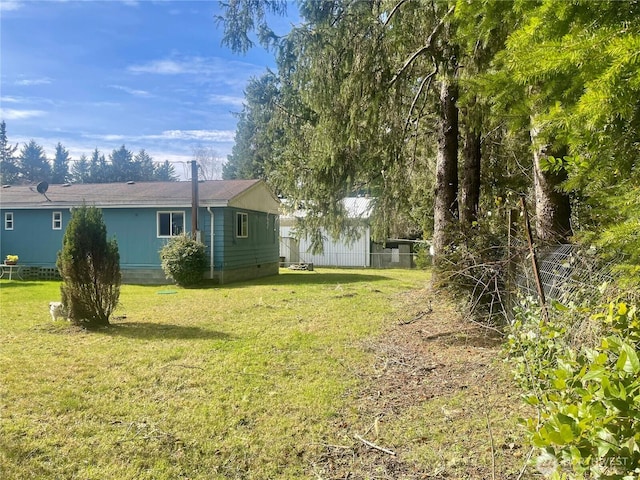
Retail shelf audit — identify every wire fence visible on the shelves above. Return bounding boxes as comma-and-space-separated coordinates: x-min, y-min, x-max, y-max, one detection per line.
513, 243, 617, 307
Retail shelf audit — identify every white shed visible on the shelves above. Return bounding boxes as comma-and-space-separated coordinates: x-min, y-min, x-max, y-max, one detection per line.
279, 197, 372, 267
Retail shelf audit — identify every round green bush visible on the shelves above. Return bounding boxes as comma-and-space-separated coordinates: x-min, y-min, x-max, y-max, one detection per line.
160, 235, 208, 287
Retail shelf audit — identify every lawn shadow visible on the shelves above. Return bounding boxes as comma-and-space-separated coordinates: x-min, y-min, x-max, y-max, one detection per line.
101, 321, 233, 341
0, 280, 50, 289
200, 270, 395, 290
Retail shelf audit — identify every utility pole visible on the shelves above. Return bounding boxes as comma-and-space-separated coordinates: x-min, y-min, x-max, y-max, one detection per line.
191, 160, 199, 240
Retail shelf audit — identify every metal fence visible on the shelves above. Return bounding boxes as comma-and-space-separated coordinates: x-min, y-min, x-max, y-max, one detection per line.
513, 243, 618, 307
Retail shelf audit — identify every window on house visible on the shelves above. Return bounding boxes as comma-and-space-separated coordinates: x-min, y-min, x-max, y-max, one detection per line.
52, 211, 62, 230
157, 211, 184, 237
236, 212, 248, 238
5, 212, 13, 230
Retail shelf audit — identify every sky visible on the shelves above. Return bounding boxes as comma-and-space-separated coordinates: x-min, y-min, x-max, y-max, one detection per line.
0, 0, 296, 178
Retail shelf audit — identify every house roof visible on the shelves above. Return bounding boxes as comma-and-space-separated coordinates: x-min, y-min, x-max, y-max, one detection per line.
0, 179, 280, 212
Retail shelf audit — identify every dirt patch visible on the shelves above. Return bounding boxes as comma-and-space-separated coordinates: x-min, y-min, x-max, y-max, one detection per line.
313, 286, 534, 479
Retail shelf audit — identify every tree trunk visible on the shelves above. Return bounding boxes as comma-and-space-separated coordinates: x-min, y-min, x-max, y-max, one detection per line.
530, 126, 572, 243
432, 76, 459, 260
460, 118, 481, 228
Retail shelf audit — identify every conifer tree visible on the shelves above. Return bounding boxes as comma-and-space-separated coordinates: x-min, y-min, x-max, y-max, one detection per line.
18, 139, 51, 184
57, 204, 121, 327
72, 154, 90, 183
133, 149, 155, 181
223, 72, 279, 180
52, 142, 71, 184
153, 160, 178, 181
0, 120, 19, 184
88, 148, 108, 183
109, 145, 134, 182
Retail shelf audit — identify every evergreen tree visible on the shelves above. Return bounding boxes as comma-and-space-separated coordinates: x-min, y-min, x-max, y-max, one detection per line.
17, 139, 51, 184
57, 204, 121, 327
154, 160, 178, 181
133, 149, 155, 181
51, 142, 71, 184
223, 72, 280, 180
453, 0, 517, 229
72, 154, 90, 183
0, 120, 19, 185
220, 1, 467, 257
109, 145, 134, 182
88, 148, 108, 183
218, 0, 639, 272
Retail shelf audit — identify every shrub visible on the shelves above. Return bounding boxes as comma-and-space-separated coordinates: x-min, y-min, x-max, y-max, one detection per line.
413, 242, 432, 269
160, 235, 208, 287
506, 298, 640, 479
57, 205, 121, 327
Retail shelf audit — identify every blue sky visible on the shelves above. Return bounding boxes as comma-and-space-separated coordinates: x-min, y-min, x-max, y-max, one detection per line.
0, 0, 295, 177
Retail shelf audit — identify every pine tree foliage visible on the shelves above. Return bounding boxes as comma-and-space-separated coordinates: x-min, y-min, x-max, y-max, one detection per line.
499, 0, 640, 264
89, 148, 109, 183
1, 121, 178, 185
18, 139, 51, 184
71, 154, 90, 183
109, 145, 134, 182
220, 0, 468, 251
223, 72, 280, 180
0, 120, 19, 184
133, 149, 156, 181
153, 160, 179, 181
57, 205, 121, 327
218, 0, 288, 53
52, 142, 71, 184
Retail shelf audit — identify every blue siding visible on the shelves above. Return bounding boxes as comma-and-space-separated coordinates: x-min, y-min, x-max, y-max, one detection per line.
0, 206, 279, 275
0, 207, 195, 268
101, 208, 193, 267
219, 208, 279, 270
0, 209, 67, 266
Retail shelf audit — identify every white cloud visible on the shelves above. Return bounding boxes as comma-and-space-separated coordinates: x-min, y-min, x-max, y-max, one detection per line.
209, 94, 245, 107
160, 130, 235, 142
0, 109, 47, 120
0, 1, 22, 11
79, 129, 235, 144
15, 77, 52, 86
98, 134, 127, 142
0, 96, 22, 104
109, 85, 153, 98
128, 59, 193, 75
127, 55, 263, 80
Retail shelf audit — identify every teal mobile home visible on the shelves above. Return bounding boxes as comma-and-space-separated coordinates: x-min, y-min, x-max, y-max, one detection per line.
0, 180, 280, 284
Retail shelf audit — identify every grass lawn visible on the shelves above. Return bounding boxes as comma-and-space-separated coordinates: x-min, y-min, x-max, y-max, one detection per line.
0, 268, 432, 479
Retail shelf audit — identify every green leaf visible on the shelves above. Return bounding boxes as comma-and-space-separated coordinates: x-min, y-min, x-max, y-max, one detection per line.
618, 303, 628, 316
559, 424, 575, 444
620, 343, 640, 374
582, 365, 606, 382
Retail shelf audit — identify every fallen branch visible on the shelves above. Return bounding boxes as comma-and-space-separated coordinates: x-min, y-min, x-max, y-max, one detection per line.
516, 447, 535, 480
354, 434, 396, 456
398, 305, 433, 325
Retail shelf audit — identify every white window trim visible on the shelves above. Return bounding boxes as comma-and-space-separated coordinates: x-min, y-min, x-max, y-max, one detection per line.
236, 212, 248, 238
52, 211, 62, 230
4, 212, 13, 230
157, 211, 185, 238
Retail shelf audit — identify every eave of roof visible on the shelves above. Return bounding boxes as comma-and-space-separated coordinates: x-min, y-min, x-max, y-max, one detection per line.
0, 179, 275, 210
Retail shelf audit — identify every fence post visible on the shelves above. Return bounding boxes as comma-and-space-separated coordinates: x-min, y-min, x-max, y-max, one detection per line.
520, 196, 549, 322
506, 208, 519, 320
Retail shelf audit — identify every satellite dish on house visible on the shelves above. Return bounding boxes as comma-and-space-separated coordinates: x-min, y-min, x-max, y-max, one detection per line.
36, 181, 52, 201
36, 181, 49, 194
